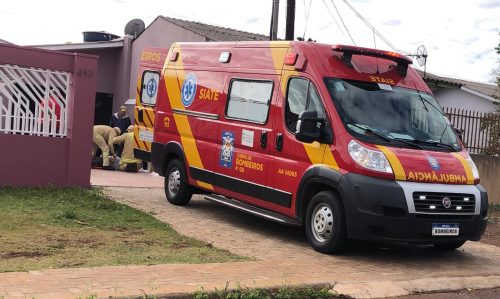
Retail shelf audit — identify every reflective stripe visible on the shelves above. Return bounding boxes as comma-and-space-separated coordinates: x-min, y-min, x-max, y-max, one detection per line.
451, 152, 474, 185
323, 145, 340, 171
164, 46, 213, 190
376, 145, 406, 181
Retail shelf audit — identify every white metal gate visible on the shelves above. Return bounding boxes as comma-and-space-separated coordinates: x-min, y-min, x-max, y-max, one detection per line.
0, 64, 71, 137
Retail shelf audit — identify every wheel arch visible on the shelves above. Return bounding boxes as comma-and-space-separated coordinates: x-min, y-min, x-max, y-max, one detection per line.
151, 141, 187, 176
296, 166, 344, 223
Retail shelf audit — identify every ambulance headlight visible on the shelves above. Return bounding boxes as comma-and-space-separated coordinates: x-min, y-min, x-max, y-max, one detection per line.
465, 156, 480, 180
348, 140, 393, 174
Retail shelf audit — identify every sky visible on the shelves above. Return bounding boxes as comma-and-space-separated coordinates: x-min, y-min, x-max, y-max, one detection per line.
1, 0, 499, 83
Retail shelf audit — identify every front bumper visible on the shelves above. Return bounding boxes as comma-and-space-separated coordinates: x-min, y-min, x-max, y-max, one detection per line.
338, 173, 488, 244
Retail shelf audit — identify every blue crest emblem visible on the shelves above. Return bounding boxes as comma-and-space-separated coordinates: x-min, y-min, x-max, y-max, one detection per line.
427, 156, 440, 170
220, 131, 234, 168
146, 78, 157, 98
181, 73, 197, 107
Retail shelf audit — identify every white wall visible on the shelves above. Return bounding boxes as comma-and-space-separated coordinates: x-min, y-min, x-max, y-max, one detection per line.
434, 88, 497, 113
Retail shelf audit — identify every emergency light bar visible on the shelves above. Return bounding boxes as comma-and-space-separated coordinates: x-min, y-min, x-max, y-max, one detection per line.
332, 45, 413, 77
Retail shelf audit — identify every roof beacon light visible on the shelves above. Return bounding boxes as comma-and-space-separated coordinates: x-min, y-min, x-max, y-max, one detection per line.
332, 45, 413, 77
284, 53, 298, 66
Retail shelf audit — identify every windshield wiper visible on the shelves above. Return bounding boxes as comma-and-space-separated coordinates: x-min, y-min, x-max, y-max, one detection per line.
412, 140, 457, 151
389, 138, 424, 150
413, 83, 444, 115
347, 123, 392, 142
347, 123, 425, 149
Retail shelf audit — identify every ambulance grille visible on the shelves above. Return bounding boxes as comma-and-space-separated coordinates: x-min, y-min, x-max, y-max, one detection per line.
412, 192, 475, 214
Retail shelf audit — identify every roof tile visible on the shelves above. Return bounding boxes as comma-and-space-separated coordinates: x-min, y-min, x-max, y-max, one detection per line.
161, 16, 269, 42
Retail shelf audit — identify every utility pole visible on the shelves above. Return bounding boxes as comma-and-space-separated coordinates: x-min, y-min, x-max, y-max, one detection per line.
269, 0, 280, 40
285, 0, 295, 41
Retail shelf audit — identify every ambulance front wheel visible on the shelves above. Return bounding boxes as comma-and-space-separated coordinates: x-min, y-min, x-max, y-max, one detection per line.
164, 159, 193, 206
305, 191, 347, 254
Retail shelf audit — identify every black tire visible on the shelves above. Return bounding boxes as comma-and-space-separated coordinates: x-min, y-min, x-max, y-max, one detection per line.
164, 159, 193, 206
434, 240, 466, 250
305, 191, 347, 253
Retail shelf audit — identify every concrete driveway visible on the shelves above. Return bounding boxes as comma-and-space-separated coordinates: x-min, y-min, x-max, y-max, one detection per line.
93, 170, 500, 298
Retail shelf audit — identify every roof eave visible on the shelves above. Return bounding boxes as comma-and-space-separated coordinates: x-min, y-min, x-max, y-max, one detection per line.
34, 40, 124, 51
461, 86, 500, 103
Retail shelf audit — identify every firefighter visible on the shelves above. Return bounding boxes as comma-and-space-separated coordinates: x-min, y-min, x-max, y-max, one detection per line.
112, 125, 142, 172
92, 125, 121, 170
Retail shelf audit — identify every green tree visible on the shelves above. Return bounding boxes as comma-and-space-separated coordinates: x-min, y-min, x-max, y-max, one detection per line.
480, 36, 500, 155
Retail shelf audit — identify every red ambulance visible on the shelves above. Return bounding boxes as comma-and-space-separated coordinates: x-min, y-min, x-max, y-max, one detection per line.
134, 42, 488, 253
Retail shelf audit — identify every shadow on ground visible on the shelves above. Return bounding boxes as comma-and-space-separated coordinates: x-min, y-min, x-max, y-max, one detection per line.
184, 196, 487, 265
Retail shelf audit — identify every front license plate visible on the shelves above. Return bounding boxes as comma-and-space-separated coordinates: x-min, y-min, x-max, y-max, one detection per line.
432, 223, 459, 236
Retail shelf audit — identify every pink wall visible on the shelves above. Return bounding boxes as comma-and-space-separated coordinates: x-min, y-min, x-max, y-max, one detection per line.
0, 43, 98, 187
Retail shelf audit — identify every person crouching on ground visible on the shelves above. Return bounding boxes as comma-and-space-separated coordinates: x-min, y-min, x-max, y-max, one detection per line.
92, 125, 121, 170
113, 125, 142, 172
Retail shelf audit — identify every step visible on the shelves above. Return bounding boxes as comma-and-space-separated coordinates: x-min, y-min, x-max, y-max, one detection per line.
204, 194, 302, 226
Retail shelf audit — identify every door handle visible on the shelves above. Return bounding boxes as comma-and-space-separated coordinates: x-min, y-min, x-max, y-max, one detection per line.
260, 131, 267, 149
276, 133, 283, 152
138, 109, 144, 123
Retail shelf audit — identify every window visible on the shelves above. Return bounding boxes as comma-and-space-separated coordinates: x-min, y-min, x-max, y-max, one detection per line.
140, 71, 160, 106
226, 79, 273, 123
285, 78, 325, 132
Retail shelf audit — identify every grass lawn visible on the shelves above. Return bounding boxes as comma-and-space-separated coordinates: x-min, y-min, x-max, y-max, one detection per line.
0, 187, 245, 272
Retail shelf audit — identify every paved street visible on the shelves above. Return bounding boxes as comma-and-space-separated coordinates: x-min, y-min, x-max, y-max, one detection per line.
0, 169, 498, 298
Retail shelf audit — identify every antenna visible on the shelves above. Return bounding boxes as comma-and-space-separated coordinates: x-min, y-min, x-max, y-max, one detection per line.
408, 45, 428, 77
416, 45, 428, 67
124, 19, 145, 38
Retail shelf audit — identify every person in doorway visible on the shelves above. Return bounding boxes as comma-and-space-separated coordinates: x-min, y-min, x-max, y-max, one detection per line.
109, 105, 131, 157
92, 125, 121, 170
113, 125, 142, 172
109, 105, 131, 136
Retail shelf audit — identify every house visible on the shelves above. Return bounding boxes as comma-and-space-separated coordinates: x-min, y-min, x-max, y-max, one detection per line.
417, 70, 499, 113
34, 16, 499, 122
35, 16, 268, 125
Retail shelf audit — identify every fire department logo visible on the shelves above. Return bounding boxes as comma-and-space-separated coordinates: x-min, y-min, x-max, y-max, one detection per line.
181, 73, 197, 107
220, 131, 234, 168
427, 156, 440, 171
442, 197, 452, 209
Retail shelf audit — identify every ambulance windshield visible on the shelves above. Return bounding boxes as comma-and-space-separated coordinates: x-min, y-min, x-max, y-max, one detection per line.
325, 78, 461, 151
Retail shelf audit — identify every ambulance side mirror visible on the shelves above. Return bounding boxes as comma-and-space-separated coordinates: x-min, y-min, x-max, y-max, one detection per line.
453, 127, 464, 142
295, 110, 324, 143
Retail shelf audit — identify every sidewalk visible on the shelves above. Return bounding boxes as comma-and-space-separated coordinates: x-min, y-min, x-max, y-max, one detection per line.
0, 171, 498, 298
90, 169, 163, 189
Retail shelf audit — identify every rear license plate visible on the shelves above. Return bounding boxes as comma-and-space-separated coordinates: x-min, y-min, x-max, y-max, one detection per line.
432, 223, 459, 236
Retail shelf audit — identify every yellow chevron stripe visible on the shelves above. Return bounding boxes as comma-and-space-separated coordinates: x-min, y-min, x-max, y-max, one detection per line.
451, 152, 474, 185
271, 44, 340, 171
144, 109, 155, 126
376, 145, 406, 180
164, 47, 213, 190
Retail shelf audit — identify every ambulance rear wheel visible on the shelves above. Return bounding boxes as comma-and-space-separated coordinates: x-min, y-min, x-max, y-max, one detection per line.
164, 159, 193, 206
305, 191, 347, 254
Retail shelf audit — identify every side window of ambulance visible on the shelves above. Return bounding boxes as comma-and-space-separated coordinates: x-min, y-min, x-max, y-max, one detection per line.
226, 79, 273, 123
286, 78, 325, 133
140, 71, 160, 106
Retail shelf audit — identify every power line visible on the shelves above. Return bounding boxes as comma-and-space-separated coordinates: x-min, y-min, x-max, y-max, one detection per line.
321, 0, 347, 40
341, 0, 407, 54
330, 0, 356, 45
302, 0, 313, 39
